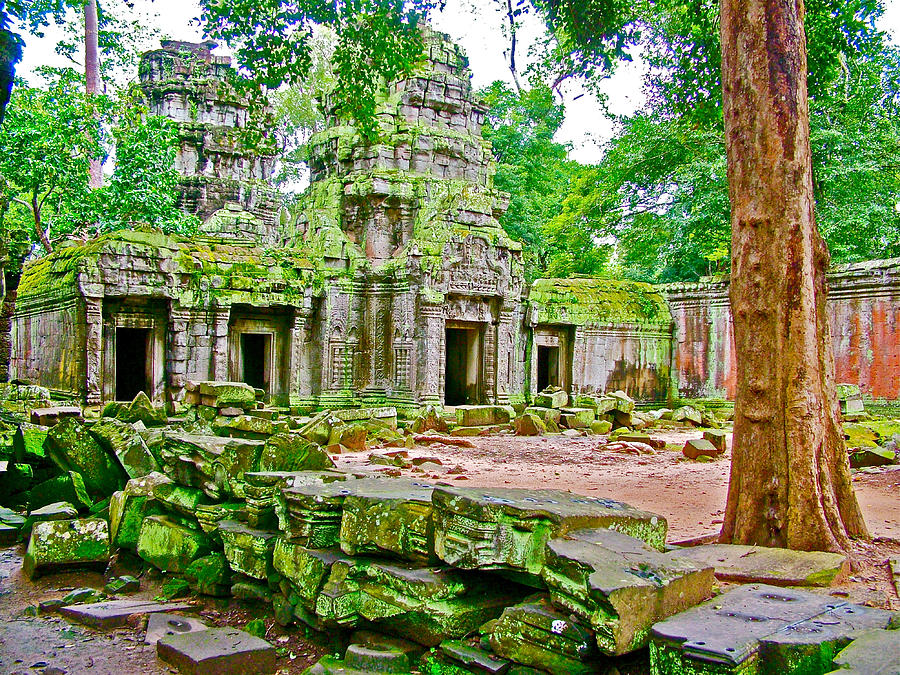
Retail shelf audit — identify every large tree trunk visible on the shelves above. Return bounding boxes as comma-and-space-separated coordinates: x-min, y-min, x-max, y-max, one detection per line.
85, 0, 103, 189
718, 0, 868, 551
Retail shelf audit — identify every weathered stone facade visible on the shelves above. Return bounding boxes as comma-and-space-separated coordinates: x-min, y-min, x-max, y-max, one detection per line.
664, 258, 900, 402
9, 32, 900, 407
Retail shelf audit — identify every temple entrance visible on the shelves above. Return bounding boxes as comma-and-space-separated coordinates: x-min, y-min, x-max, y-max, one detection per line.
115, 327, 150, 401
445, 326, 481, 405
240, 333, 271, 391
537, 344, 560, 392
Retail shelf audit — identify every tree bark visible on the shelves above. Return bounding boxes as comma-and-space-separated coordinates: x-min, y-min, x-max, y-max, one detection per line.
718, 0, 868, 551
85, 0, 103, 189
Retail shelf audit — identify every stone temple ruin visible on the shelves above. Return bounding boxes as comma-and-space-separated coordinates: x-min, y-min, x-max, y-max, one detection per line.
0, 30, 897, 675
8, 34, 900, 412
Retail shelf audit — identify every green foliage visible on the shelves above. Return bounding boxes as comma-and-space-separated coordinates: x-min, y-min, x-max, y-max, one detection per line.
99, 88, 199, 236
480, 81, 605, 280
199, 0, 439, 138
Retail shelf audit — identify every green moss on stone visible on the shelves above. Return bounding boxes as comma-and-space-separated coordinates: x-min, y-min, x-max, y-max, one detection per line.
529, 277, 672, 326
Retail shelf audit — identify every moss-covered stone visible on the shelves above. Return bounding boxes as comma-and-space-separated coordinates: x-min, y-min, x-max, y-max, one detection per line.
136, 514, 212, 573
529, 277, 672, 327
159, 432, 265, 499
489, 596, 598, 673
185, 553, 233, 596
101, 391, 168, 427
218, 519, 278, 581
432, 486, 668, 577
23, 518, 109, 579
541, 527, 714, 655
108, 472, 170, 550
259, 433, 334, 473
44, 418, 126, 499
28, 471, 93, 511
89, 417, 161, 479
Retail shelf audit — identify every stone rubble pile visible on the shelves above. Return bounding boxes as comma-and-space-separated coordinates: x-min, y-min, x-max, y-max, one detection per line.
0, 382, 894, 674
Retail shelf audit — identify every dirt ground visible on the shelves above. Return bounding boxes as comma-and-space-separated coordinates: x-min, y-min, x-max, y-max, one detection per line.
0, 429, 897, 674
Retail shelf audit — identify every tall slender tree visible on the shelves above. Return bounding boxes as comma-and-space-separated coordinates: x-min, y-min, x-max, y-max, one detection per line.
84, 0, 102, 189
717, 0, 868, 550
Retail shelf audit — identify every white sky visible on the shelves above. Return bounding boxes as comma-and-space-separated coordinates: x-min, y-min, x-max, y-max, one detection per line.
16, 0, 900, 164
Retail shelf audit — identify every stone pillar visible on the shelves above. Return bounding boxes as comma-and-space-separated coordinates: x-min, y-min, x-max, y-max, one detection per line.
289, 307, 313, 402
167, 308, 190, 404
211, 307, 230, 381
419, 304, 444, 405
495, 306, 515, 405
84, 297, 103, 405
483, 321, 496, 404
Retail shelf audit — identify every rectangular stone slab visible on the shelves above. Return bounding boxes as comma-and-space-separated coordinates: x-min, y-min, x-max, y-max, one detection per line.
338, 478, 436, 561
671, 543, 849, 587
649, 584, 895, 675
272, 539, 344, 613
277, 480, 358, 547
160, 433, 265, 499
60, 599, 193, 629
145, 612, 208, 645
157, 627, 276, 675
829, 628, 900, 674
541, 528, 714, 655
432, 486, 667, 575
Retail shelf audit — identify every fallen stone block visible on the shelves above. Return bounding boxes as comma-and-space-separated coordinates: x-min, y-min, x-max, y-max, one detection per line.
410, 405, 448, 434
28, 471, 93, 511
145, 612, 208, 645
559, 407, 596, 430
333, 406, 399, 430
609, 391, 635, 414
671, 543, 849, 587
195, 502, 246, 542
703, 429, 728, 453
650, 583, 897, 675
0, 460, 32, 501
671, 406, 702, 426
245, 470, 346, 529
828, 628, 900, 674
30, 406, 82, 427
59, 598, 193, 629
315, 557, 526, 645
432, 486, 668, 576
259, 433, 334, 473
309, 643, 412, 675
682, 438, 722, 460
541, 527, 713, 655
44, 417, 126, 498
277, 479, 356, 548
525, 406, 562, 425
23, 518, 109, 579
22, 501, 78, 537
219, 520, 278, 581
151, 479, 213, 520
591, 420, 613, 435
185, 553, 233, 597
160, 433, 265, 499
104, 574, 140, 594
298, 411, 342, 446
137, 514, 212, 573
194, 381, 258, 409
455, 405, 514, 427
89, 417, 161, 479
420, 639, 512, 675
273, 539, 343, 619
157, 627, 276, 675
213, 414, 275, 440
489, 596, 598, 673
848, 446, 895, 468
339, 478, 436, 561
514, 413, 547, 436
12, 423, 50, 465
534, 388, 568, 409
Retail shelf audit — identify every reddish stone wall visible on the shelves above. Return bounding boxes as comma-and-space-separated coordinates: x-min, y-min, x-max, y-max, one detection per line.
663, 258, 900, 401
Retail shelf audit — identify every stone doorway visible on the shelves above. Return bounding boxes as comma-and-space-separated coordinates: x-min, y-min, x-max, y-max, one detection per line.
240, 333, 271, 392
445, 325, 482, 405
115, 327, 151, 401
537, 344, 560, 392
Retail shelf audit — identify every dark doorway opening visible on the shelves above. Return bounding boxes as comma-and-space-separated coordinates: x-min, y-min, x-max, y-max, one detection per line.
537, 345, 560, 392
116, 328, 150, 401
241, 333, 270, 391
445, 327, 481, 406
